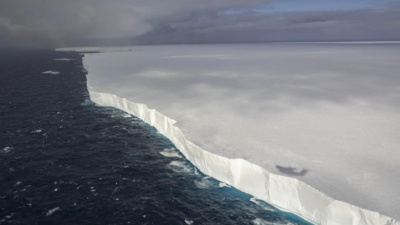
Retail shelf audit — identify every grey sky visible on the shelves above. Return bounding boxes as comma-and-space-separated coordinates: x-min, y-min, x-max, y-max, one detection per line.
1, 0, 399, 48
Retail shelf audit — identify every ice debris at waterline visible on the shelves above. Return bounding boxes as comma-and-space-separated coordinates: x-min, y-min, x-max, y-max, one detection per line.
58, 43, 400, 224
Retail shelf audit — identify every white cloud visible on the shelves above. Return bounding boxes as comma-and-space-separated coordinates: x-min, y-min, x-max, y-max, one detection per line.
136, 70, 180, 78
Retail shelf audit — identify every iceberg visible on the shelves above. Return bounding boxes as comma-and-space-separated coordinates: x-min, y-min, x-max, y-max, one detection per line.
59, 43, 400, 224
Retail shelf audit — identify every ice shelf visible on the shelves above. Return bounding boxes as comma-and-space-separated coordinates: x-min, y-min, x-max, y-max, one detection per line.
87, 88, 398, 225
59, 43, 400, 224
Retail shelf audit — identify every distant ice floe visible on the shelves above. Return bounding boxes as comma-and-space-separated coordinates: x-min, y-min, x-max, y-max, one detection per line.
54, 58, 75, 61
46, 207, 61, 216
42, 71, 60, 75
160, 148, 182, 158
3, 147, 12, 153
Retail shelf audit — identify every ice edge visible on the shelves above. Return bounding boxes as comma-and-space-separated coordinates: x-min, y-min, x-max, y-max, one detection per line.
83, 55, 398, 225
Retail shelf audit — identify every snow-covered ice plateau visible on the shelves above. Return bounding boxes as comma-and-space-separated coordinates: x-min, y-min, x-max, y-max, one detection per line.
58, 43, 400, 224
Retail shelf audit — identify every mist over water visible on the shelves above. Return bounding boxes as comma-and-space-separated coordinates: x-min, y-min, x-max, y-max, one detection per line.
0, 50, 309, 225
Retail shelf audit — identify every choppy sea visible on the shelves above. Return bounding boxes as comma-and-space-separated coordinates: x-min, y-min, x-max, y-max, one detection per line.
0, 49, 310, 225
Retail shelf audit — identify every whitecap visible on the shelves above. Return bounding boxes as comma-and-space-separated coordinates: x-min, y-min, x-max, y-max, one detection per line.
31, 130, 42, 133
253, 218, 295, 225
194, 176, 218, 189
167, 161, 192, 174
46, 207, 61, 216
5, 213, 15, 219
160, 148, 182, 158
185, 219, 193, 224
250, 197, 275, 212
218, 182, 231, 188
194, 168, 200, 176
3, 147, 12, 153
80, 99, 92, 106
253, 218, 270, 225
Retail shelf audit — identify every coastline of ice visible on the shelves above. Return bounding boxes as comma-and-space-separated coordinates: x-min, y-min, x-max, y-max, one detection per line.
58, 43, 400, 224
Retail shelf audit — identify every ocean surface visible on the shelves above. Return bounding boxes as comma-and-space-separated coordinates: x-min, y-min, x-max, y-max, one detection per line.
0, 49, 310, 225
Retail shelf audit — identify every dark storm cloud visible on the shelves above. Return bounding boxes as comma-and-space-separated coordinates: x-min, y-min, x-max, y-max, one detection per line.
136, 4, 400, 44
0, 0, 153, 47
0, 0, 399, 48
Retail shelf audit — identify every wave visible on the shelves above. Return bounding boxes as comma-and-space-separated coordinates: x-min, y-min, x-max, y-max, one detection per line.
194, 176, 218, 189
167, 161, 194, 174
253, 218, 295, 225
160, 148, 183, 158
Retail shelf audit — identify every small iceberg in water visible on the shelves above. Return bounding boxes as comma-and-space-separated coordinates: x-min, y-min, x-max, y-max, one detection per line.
42, 71, 60, 75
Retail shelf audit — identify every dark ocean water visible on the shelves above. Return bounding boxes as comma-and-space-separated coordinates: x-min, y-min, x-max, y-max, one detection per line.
0, 49, 310, 225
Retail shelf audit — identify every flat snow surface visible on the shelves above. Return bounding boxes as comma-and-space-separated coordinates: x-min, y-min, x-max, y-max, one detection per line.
79, 43, 399, 219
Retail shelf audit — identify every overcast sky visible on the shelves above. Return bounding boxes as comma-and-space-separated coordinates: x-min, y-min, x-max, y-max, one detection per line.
1, 0, 400, 48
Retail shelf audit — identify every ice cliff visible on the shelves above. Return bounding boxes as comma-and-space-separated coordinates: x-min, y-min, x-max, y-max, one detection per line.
87, 88, 398, 225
